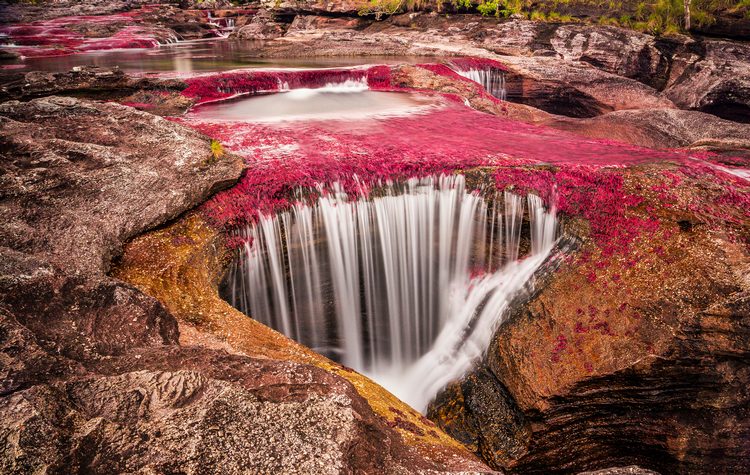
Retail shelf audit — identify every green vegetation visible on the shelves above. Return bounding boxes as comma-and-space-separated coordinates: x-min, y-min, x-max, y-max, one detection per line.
209, 139, 224, 163
356, 0, 750, 35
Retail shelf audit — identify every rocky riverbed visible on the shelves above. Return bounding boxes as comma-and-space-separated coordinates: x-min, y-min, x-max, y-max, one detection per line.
1, 1, 748, 474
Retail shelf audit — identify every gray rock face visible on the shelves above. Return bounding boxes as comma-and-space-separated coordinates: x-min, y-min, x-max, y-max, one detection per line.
0, 96, 240, 276
664, 39, 750, 123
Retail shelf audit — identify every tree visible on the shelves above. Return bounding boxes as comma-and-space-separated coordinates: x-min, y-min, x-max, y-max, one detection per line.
683, 0, 691, 30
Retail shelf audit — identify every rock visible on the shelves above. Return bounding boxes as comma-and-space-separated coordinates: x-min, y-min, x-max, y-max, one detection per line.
498, 55, 676, 117
548, 24, 676, 90
691, 10, 750, 41
0, 95, 490, 473
542, 108, 750, 152
260, 0, 365, 15
232, 9, 287, 40
0, 66, 187, 102
578, 467, 660, 475
664, 39, 750, 123
479, 20, 557, 57
0, 0, 134, 23
428, 162, 750, 473
0, 96, 241, 275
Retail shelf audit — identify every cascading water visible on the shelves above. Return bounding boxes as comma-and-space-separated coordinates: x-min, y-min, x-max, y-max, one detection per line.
223, 175, 557, 411
455, 67, 507, 101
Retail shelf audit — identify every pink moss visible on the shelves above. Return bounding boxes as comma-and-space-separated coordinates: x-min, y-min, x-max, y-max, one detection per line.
182, 68, 380, 104
551, 334, 569, 363
166, 65, 748, 261
0, 8, 169, 57
448, 57, 510, 72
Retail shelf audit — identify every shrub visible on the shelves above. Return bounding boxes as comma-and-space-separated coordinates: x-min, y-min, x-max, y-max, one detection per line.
210, 139, 224, 162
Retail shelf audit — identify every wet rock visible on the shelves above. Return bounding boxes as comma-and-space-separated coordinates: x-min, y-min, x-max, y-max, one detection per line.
664, 39, 750, 123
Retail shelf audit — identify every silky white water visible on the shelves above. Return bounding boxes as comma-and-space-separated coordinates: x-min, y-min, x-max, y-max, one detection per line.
455, 67, 507, 101
192, 78, 439, 122
224, 175, 557, 411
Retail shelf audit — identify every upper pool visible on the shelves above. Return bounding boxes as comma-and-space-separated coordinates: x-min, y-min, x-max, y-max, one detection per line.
0, 38, 434, 75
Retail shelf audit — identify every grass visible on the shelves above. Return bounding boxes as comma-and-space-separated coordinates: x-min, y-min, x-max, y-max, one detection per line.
355, 0, 750, 34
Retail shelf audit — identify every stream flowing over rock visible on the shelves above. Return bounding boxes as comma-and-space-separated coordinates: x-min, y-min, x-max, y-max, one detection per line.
1, 2, 749, 474
0, 97, 488, 473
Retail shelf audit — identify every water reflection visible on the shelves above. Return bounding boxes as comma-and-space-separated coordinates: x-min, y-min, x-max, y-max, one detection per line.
189, 81, 440, 123
1, 38, 432, 75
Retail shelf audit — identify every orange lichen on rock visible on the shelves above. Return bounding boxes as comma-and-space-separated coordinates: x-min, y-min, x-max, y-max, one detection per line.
113, 211, 485, 468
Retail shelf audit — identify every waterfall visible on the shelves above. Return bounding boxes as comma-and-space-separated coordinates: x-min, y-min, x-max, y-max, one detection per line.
455, 68, 507, 101
224, 175, 557, 411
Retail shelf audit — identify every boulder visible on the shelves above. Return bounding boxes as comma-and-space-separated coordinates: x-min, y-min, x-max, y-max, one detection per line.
428, 162, 750, 473
0, 96, 491, 473
231, 9, 287, 40
0, 96, 241, 275
664, 39, 750, 123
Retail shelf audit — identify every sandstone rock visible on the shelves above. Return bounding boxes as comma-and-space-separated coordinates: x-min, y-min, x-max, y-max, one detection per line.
261, 0, 365, 15
429, 163, 750, 473
479, 20, 556, 57
0, 66, 186, 102
542, 108, 750, 152
232, 9, 287, 40
498, 55, 676, 117
577, 467, 660, 475
0, 96, 241, 275
664, 39, 750, 123
548, 24, 676, 90
0, 95, 491, 473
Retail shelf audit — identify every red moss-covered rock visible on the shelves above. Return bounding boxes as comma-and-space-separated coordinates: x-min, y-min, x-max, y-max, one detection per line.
0, 10, 179, 58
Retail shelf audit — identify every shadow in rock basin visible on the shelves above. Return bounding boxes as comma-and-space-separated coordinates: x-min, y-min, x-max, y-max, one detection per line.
220, 175, 558, 411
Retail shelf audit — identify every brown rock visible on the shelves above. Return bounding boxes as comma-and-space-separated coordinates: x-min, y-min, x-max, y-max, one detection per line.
664, 39, 750, 123
231, 9, 287, 40
429, 164, 750, 473
0, 94, 491, 473
0, 66, 187, 103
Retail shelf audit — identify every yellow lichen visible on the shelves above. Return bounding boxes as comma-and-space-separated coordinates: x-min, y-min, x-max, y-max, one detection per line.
113, 211, 479, 465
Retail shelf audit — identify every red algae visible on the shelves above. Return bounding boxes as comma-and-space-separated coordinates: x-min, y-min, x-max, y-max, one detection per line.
169, 64, 748, 261
182, 67, 393, 104
447, 57, 510, 72
0, 9, 176, 58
